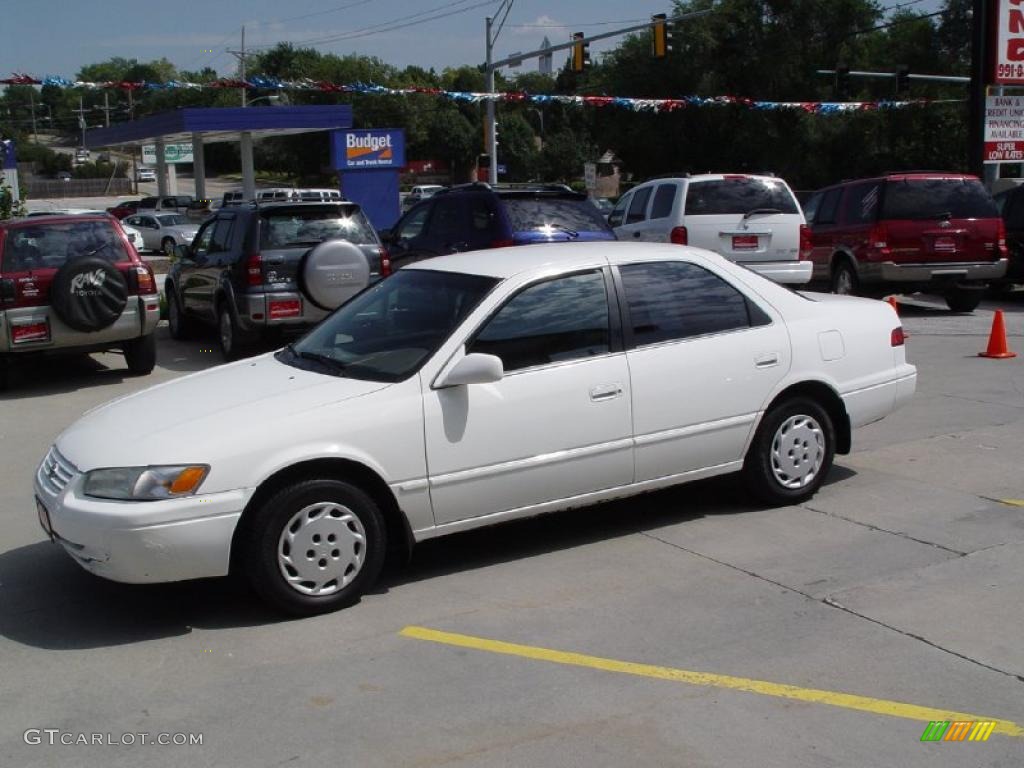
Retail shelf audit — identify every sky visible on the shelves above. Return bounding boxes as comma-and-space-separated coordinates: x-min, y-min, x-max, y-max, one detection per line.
2, 0, 690, 82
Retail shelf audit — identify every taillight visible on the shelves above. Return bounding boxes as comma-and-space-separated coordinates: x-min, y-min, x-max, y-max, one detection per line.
491, 239, 514, 248
135, 265, 156, 295
246, 253, 262, 287
997, 219, 1009, 259
670, 226, 688, 245
869, 223, 890, 257
891, 327, 905, 347
799, 224, 813, 260
378, 246, 391, 277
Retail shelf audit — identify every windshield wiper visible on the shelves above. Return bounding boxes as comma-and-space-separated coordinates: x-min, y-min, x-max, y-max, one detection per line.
742, 208, 783, 220
82, 241, 112, 259
285, 344, 347, 375
545, 224, 579, 238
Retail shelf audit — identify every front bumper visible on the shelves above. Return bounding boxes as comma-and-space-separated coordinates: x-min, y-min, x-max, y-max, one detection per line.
741, 260, 813, 285
34, 447, 248, 584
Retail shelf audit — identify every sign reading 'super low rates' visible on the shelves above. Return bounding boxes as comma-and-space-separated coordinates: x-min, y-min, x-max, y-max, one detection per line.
984, 95, 1024, 162
994, 0, 1024, 84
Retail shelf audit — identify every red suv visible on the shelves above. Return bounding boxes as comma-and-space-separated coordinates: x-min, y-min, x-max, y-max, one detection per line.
0, 215, 160, 389
803, 173, 1007, 311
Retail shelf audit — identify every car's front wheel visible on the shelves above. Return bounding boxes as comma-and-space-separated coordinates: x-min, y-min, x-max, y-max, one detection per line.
166, 288, 195, 340
123, 333, 157, 375
742, 397, 835, 506
240, 479, 388, 615
162, 237, 176, 257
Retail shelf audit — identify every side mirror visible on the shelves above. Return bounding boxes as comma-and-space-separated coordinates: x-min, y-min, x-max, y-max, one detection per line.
434, 353, 504, 388
378, 228, 393, 243
173, 243, 192, 262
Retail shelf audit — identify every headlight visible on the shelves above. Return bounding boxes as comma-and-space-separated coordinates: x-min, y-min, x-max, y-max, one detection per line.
83, 465, 209, 501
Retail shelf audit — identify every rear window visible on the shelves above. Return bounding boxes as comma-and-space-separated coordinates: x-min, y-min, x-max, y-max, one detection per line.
259, 206, 376, 248
3, 220, 129, 271
501, 196, 612, 233
684, 178, 798, 215
880, 179, 998, 220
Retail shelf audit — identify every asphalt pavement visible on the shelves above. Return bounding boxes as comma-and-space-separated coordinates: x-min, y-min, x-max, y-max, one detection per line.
1, 292, 1023, 767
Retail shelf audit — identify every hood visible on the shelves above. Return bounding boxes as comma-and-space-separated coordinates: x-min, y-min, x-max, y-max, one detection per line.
56, 353, 390, 471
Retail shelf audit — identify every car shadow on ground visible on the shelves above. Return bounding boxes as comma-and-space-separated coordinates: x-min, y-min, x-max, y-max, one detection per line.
0, 467, 858, 650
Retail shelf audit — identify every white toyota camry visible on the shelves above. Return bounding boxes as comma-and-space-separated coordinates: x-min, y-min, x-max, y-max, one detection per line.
34, 243, 916, 614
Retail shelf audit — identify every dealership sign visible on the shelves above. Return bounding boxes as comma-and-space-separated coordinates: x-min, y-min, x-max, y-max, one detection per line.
142, 143, 194, 165
985, 95, 1024, 162
994, 0, 1024, 84
331, 129, 405, 170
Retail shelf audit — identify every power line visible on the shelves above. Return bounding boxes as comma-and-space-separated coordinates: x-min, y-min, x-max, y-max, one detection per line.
508, 18, 645, 29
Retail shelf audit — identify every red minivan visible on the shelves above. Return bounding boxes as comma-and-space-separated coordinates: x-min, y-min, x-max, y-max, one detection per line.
803, 174, 1007, 311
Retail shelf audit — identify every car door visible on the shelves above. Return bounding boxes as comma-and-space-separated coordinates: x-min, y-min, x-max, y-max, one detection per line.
195, 216, 236, 318
386, 202, 434, 269
423, 268, 634, 525
181, 219, 216, 315
806, 187, 842, 281
615, 186, 653, 242
608, 191, 632, 232
616, 259, 791, 482
641, 183, 680, 242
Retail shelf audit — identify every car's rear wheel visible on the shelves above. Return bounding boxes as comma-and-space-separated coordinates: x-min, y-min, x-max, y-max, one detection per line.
240, 479, 387, 615
161, 237, 176, 257
743, 397, 835, 506
166, 288, 195, 340
830, 260, 859, 296
123, 333, 157, 375
944, 285, 983, 313
217, 303, 251, 361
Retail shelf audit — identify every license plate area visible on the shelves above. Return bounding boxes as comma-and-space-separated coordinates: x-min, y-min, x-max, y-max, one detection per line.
933, 236, 956, 253
36, 497, 54, 541
269, 299, 302, 320
12, 320, 50, 344
732, 234, 759, 250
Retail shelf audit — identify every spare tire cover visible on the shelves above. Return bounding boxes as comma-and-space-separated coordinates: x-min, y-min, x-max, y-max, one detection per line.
50, 256, 128, 332
300, 240, 371, 311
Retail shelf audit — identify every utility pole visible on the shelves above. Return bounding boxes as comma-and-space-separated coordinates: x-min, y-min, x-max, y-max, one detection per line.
29, 89, 38, 143
968, 0, 988, 180
73, 95, 88, 148
485, 15, 496, 183
99, 92, 112, 127
228, 26, 251, 108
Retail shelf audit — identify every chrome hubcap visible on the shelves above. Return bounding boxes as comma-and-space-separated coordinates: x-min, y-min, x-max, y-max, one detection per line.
834, 270, 853, 295
770, 414, 825, 489
219, 311, 232, 352
278, 502, 366, 596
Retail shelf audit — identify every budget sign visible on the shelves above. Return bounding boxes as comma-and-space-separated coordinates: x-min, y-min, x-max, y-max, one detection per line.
333, 130, 405, 170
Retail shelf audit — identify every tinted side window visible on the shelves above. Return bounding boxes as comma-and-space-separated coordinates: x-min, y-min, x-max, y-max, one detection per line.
396, 205, 430, 240
469, 271, 610, 372
650, 184, 678, 219
841, 182, 881, 225
627, 187, 653, 224
609, 193, 631, 227
428, 198, 464, 240
620, 262, 753, 345
802, 192, 822, 223
210, 219, 234, 252
815, 189, 842, 225
193, 221, 216, 253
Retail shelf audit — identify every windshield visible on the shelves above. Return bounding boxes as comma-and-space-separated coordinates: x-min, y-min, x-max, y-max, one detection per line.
880, 179, 998, 220
280, 269, 498, 382
260, 207, 376, 247
684, 178, 798, 215
156, 214, 188, 226
502, 196, 612, 233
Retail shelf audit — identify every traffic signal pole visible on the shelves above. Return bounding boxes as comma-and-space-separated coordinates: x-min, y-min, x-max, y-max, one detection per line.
968, 0, 989, 180
485, 15, 497, 185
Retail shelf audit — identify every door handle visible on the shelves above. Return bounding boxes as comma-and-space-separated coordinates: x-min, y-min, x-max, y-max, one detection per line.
754, 353, 779, 369
632, 231, 642, 238
589, 384, 624, 402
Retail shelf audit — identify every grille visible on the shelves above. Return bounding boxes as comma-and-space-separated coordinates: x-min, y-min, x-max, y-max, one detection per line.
37, 447, 77, 495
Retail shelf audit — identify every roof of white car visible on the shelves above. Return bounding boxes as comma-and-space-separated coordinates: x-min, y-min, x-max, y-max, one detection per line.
406, 241, 714, 279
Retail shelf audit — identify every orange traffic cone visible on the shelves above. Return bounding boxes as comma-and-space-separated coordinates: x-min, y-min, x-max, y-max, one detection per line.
979, 310, 1017, 359
887, 296, 899, 314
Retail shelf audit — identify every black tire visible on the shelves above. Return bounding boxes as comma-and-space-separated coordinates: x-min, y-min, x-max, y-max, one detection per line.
742, 397, 836, 506
123, 333, 157, 375
944, 286, 983, 313
0, 356, 10, 391
162, 237, 176, 257
166, 287, 195, 340
217, 302, 251, 362
830, 260, 859, 296
240, 478, 387, 616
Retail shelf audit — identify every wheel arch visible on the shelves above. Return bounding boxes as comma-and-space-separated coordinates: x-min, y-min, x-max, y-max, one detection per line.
229, 457, 415, 575
762, 380, 851, 455
830, 249, 859, 275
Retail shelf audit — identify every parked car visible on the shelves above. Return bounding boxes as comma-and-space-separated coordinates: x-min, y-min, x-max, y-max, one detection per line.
164, 201, 388, 360
123, 213, 200, 256
135, 167, 156, 183
402, 184, 445, 211
26, 209, 144, 253
185, 199, 214, 222
803, 173, 1006, 311
107, 200, 142, 220
610, 173, 812, 285
34, 242, 915, 614
591, 197, 615, 217
992, 184, 1024, 286
382, 183, 615, 269
138, 195, 193, 214
0, 215, 160, 389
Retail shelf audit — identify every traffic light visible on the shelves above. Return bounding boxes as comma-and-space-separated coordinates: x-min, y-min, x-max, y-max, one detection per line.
895, 65, 910, 93
651, 14, 671, 59
834, 63, 850, 98
571, 32, 590, 72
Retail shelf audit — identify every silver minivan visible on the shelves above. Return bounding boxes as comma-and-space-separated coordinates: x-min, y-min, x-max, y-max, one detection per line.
610, 174, 812, 284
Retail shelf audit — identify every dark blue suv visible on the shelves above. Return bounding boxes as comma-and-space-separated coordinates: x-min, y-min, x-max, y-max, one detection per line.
382, 183, 615, 269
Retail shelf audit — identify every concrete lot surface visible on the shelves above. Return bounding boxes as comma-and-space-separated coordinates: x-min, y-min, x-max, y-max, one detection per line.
1, 293, 1023, 767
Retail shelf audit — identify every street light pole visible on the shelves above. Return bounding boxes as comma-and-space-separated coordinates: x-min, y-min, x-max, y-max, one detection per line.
485, 15, 497, 184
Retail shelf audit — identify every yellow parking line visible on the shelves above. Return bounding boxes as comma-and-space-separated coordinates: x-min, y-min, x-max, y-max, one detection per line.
400, 626, 1024, 739
998, 499, 1024, 508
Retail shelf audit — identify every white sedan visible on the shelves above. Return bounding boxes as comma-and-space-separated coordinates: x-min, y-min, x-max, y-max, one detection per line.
34, 243, 915, 614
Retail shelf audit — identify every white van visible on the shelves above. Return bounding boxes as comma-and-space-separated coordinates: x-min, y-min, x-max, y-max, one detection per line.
609, 173, 812, 285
